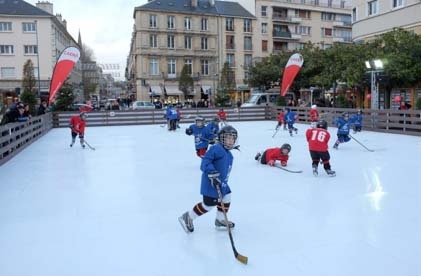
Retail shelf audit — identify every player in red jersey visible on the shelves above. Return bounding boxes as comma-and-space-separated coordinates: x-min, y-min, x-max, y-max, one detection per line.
308, 105, 319, 128
305, 120, 335, 177
69, 112, 87, 148
255, 143, 291, 167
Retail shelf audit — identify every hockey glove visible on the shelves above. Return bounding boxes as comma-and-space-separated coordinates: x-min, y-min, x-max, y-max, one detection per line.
209, 139, 216, 145
208, 171, 221, 188
185, 128, 193, 135
267, 160, 275, 166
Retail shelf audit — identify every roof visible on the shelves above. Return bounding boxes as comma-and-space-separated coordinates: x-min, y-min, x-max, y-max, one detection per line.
0, 0, 51, 16
134, 0, 254, 18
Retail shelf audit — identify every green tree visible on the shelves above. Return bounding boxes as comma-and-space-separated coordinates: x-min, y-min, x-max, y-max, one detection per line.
20, 59, 38, 115
54, 80, 75, 111
179, 65, 194, 100
215, 62, 235, 106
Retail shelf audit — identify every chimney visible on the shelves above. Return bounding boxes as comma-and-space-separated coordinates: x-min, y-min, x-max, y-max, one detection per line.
191, 0, 197, 8
62, 19, 67, 29
209, 0, 215, 6
56, 13, 62, 22
35, 1, 53, 14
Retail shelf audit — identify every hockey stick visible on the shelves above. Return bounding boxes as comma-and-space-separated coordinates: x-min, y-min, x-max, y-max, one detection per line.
349, 134, 374, 152
214, 181, 248, 265
272, 127, 280, 138
275, 164, 302, 173
84, 140, 95, 151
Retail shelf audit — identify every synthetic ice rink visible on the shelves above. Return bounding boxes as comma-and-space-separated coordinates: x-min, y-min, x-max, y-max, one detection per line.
0, 121, 420, 276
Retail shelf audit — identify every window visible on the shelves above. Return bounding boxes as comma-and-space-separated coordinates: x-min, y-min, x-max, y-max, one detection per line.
167, 35, 175, 49
184, 17, 192, 30
226, 54, 235, 66
184, 36, 192, 49
150, 58, 159, 75
352, 8, 357, 22
261, 23, 267, 34
244, 54, 252, 68
201, 18, 208, 31
226, 35, 235, 49
296, 10, 311, 19
340, 1, 345, 8
33, 67, 39, 78
262, 40, 268, 52
167, 16, 175, 29
322, 28, 332, 36
149, 15, 157, 28
24, 45, 38, 54
150, 34, 157, 48
261, 6, 267, 16
22, 22, 36, 32
328, 0, 332, 7
244, 37, 252, 51
184, 59, 192, 75
167, 59, 176, 77
368, 0, 378, 15
201, 37, 208, 50
296, 26, 311, 35
321, 12, 335, 21
0, 22, 12, 32
201, 60, 209, 75
392, 0, 403, 8
0, 67, 16, 78
0, 45, 14, 54
226, 18, 234, 31
244, 19, 251, 32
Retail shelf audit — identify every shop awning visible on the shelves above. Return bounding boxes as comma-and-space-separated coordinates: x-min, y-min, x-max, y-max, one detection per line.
149, 86, 162, 96
201, 85, 212, 95
165, 86, 183, 95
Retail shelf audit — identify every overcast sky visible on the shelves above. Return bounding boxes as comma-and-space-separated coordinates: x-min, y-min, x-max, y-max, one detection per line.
28, 0, 254, 80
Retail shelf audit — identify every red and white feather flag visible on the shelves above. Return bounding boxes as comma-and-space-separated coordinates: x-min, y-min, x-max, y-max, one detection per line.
280, 53, 304, 96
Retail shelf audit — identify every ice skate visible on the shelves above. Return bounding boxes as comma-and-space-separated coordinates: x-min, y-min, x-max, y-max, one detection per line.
333, 143, 339, 150
215, 219, 235, 229
326, 169, 336, 177
295, 128, 298, 134
178, 212, 194, 233
312, 165, 318, 176
254, 152, 261, 161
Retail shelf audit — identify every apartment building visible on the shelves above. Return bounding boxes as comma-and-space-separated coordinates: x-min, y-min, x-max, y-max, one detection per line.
254, 0, 352, 59
352, 0, 421, 42
128, 0, 255, 104
0, 0, 81, 104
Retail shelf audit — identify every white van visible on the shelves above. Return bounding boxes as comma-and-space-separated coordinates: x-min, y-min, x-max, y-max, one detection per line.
241, 91, 295, 108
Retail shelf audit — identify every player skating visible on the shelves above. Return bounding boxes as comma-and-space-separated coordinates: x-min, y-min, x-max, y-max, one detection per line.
254, 143, 291, 167
284, 108, 298, 136
308, 105, 319, 128
69, 112, 87, 148
350, 109, 363, 133
333, 112, 351, 149
185, 116, 212, 158
179, 126, 239, 233
217, 108, 227, 127
305, 120, 336, 176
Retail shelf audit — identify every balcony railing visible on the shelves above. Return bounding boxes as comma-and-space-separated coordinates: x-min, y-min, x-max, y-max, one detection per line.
272, 31, 291, 38
272, 15, 302, 24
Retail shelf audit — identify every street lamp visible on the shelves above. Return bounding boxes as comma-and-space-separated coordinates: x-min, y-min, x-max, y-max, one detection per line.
34, 20, 41, 99
365, 59, 383, 109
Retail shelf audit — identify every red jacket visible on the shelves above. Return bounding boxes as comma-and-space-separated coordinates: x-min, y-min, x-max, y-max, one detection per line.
264, 148, 289, 166
69, 116, 86, 134
277, 111, 285, 123
309, 109, 319, 122
306, 128, 330, 151
217, 111, 227, 120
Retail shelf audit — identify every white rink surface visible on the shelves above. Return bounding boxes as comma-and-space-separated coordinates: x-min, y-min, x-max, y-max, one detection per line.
0, 121, 420, 276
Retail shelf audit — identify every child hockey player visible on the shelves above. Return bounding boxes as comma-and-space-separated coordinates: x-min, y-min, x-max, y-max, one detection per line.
165, 105, 178, 131
179, 125, 239, 233
308, 105, 319, 128
205, 116, 220, 143
276, 109, 286, 130
333, 112, 351, 149
284, 108, 298, 136
255, 143, 291, 167
350, 109, 363, 133
217, 108, 227, 126
185, 116, 212, 157
305, 120, 335, 177
69, 112, 87, 148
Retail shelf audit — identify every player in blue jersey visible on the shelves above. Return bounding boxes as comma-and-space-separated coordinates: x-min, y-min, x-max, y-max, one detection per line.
205, 116, 220, 143
333, 112, 351, 149
185, 116, 212, 157
179, 125, 239, 233
350, 109, 363, 133
284, 108, 298, 136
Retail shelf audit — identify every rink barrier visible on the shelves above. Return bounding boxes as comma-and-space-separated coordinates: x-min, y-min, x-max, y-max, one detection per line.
271, 107, 421, 136
0, 113, 53, 166
52, 107, 270, 128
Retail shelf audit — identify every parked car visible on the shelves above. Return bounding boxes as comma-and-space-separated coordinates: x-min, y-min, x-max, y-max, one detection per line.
132, 101, 155, 110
